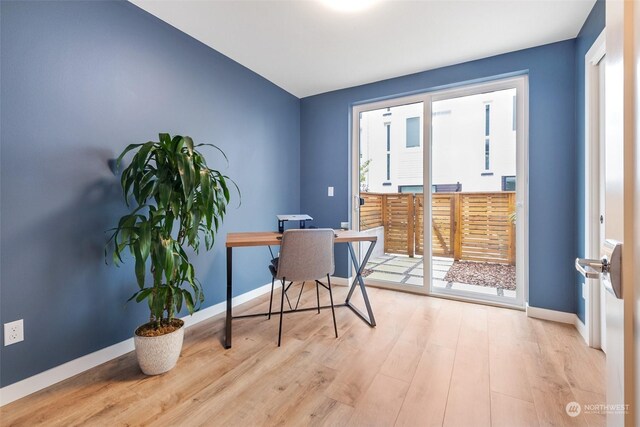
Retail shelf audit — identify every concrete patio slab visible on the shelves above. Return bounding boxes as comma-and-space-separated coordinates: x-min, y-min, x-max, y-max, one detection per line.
375, 264, 409, 274
367, 271, 405, 282
405, 276, 424, 286
433, 270, 447, 279
368, 256, 393, 264
386, 258, 421, 267
365, 254, 516, 301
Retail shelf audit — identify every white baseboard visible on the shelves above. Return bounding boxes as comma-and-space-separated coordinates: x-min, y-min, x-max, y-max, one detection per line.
526, 303, 587, 342
0, 338, 137, 408
525, 303, 577, 324
0, 281, 276, 407
574, 317, 588, 343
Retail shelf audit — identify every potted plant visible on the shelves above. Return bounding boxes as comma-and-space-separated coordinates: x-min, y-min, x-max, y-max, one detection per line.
108, 133, 237, 375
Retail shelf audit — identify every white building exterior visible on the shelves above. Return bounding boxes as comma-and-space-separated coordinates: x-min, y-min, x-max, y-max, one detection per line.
360, 88, 516, 193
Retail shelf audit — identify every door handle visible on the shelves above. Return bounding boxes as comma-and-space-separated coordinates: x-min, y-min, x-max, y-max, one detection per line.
575, 240, 622, 299
575, 257, 608, 279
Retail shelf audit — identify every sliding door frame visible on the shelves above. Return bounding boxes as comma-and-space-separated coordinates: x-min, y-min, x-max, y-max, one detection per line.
351, 93, 429, 295
351, 75, 529, 309
426, 76, 529, 309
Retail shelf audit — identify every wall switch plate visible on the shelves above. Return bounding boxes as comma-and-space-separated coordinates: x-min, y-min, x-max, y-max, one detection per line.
4, 319, 24, 346
328, 186, 334, 197
582, 282, 588, 300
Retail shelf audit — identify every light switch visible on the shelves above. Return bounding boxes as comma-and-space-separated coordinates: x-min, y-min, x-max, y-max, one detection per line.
328, 187, 334, 197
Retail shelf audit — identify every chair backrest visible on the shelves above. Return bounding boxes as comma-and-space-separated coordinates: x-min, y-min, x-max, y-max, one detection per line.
276, 229, 335, 282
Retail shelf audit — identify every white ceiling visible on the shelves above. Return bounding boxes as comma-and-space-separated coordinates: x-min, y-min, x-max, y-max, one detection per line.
130, 0, 596, 98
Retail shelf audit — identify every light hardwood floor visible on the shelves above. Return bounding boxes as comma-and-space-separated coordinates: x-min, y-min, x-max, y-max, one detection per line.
0, 286, 605, 426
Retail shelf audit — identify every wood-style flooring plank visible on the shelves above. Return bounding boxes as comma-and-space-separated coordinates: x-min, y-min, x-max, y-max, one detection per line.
442, 304, 491, 427
490, 392, 539, 427
0, 286, 605, 427
347, 373, 409, 427
394, 344, 456, 427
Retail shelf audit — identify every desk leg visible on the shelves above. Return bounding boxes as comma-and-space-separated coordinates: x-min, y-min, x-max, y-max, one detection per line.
345, 241, 377, 327
225, 246, 232, 349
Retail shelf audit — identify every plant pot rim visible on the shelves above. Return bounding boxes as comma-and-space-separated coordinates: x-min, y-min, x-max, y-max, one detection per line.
134, 318, 184, 338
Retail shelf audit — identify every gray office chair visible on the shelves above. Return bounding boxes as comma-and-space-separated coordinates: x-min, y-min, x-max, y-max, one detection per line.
268, 228, 337, 347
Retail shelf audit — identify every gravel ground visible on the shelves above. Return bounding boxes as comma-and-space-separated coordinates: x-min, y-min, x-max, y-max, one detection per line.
444, 260, 516, 290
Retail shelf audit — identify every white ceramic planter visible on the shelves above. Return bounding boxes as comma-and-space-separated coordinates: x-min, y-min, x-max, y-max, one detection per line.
134, 319, 184, 375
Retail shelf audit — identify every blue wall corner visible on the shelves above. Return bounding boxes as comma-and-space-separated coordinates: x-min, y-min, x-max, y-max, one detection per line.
300, 40, 578, 314
0, 0, 300, 387
574, 0, 606, 324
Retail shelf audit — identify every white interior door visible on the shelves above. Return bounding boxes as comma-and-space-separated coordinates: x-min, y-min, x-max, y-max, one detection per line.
603, 2, 627, 422
598, 56, 607, 354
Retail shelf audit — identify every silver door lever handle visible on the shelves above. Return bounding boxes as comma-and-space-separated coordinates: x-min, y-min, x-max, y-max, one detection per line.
575, 257, 609, 279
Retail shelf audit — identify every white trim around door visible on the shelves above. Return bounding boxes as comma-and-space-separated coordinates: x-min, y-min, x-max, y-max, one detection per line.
350, 75, 529, 309
583, 29, 606, 348
426, 76, 529, 309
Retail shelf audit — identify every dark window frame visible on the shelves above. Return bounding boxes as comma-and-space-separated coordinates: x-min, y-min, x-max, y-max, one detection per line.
485, 138, 490, 170
405, 116, 421, 148
485, 104, 490, 136
501, 175, 516, 191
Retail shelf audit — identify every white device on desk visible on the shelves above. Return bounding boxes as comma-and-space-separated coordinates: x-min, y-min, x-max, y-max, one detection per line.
277, 214, 313, 233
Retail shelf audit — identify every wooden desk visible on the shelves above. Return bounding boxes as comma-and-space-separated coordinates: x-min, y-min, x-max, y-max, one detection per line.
225, 230, 377, 348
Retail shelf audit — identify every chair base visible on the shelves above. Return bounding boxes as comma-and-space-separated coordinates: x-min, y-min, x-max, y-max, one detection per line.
275, 275, 338, 347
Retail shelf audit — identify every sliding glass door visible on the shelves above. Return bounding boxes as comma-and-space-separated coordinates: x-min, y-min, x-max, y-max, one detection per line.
353, 97, 427, 294
352, 76, 527, 308
429, 80, 527, 307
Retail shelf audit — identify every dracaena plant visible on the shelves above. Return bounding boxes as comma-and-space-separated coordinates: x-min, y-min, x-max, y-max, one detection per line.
108, 133, 238, 329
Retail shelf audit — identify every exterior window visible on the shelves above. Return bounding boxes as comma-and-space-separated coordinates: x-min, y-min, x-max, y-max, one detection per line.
386, 124, 391, 151
502, 176, 516, 191
432, 183, 462, 193
485, 104, 490, 136
384, 123, 391, 182
406, 117, 420, 148
484, 104, 490, 170
386, 153, 391, 180
485, 138, 490, 170
399, 185, 424, 193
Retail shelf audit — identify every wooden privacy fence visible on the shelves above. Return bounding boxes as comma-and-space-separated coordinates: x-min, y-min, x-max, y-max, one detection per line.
360, 192, 516, 264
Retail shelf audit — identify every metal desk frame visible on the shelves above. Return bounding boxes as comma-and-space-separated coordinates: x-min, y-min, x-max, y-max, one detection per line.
225, 231, 377, 348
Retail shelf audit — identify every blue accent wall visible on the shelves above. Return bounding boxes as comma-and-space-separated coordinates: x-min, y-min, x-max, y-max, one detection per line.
1, 0, 602, 389
574, 0, 605, 323
0, 0, 300, 387
300, 40, 578, 314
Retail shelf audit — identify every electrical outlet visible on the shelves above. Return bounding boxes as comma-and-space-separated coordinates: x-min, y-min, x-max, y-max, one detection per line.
4, 319, 24, 346
582, 282, 589, 300
328, 186, 334, 197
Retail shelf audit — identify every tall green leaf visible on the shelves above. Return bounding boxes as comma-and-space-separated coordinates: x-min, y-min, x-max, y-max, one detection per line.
108, 134, 239, 325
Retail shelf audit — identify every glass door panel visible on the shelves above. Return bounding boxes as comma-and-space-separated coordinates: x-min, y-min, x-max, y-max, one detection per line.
430, 88, 519, 304
356, 101, 426, 292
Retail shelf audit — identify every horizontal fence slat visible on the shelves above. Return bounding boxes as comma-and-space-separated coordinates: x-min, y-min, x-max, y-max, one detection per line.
360, 191, 515, 264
